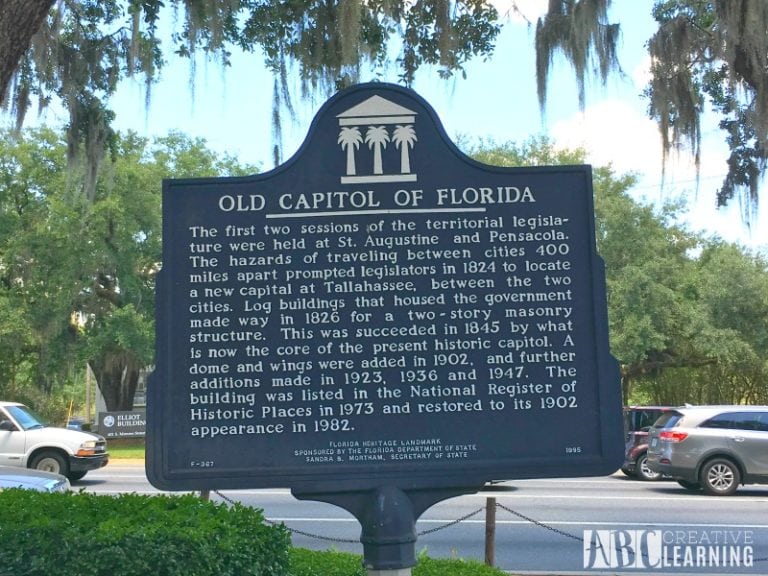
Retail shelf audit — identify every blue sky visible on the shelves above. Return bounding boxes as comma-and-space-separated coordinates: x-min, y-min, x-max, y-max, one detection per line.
22, 1, 768, 249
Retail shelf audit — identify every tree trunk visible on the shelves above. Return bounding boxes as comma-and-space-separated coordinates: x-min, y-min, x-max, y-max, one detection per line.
90, 356, 140, 411
621, 372, 631, 406
0, 0, 54, 102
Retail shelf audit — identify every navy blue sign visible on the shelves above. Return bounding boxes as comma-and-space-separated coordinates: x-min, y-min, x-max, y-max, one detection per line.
99, 411, 146, 438
147, 83, 623, 492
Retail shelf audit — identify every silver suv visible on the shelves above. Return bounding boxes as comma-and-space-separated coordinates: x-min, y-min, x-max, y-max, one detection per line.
647, 406, 768, 496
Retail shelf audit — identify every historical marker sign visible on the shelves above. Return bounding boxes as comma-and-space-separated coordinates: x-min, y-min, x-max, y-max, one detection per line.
147, 83, 623, 493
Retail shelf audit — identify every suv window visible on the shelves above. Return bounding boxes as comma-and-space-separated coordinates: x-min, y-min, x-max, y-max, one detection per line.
701, 411, 768, 432
653, 411, 683, 429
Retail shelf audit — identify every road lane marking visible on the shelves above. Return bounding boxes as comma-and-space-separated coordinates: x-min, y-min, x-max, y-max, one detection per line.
467, 493, 768, 503
255, 517, 768, 530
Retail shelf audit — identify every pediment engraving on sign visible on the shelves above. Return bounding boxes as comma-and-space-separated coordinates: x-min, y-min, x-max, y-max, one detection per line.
337, 95, 418, 184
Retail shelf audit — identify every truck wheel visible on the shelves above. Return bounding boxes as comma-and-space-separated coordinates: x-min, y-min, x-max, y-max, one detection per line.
29, 451, 70, 478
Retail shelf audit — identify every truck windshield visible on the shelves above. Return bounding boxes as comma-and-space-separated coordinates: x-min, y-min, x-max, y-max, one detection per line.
5, 405, 46, 430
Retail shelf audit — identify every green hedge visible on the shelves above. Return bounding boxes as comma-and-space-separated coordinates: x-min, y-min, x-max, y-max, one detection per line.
0, 491, 509, 576
0, 491, 290, 576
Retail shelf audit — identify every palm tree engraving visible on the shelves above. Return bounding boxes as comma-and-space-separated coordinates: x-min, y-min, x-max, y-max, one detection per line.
392, 125, 417, 173
338, 126, 363, 175
365, 126, 390, 174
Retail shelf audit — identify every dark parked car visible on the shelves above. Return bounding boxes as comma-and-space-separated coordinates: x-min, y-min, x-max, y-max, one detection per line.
66, 417, 89, 431
647, 405, 768, 496
621, 406, 672, 481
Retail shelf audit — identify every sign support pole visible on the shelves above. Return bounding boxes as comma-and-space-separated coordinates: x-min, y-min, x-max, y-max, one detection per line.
293, 484, 483, 573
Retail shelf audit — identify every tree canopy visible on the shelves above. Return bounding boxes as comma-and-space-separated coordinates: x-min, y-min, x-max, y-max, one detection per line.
468, 137, 768, 404
2, 1, 768, 210
3, 129, 764, 414
2, 0, 499, 174
535, 0, 768, 220
0, 127, 255, 412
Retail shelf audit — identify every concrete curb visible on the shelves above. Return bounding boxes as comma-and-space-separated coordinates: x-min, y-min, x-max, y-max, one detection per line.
108, 458, 145, 467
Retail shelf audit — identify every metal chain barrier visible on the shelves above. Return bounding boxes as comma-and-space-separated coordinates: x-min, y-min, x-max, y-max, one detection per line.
212, 489, 767, 566
211, 490, 361, 542
494, 501, 582, 542
496, 500, 767, 566
417, 506, 485, 536
212, 489, 484, 543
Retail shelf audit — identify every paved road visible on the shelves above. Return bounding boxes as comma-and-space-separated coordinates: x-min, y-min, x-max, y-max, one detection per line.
80, 462, 768, 575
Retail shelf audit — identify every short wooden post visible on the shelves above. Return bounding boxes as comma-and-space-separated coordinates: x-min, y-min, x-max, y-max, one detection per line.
485, 497, 496, 566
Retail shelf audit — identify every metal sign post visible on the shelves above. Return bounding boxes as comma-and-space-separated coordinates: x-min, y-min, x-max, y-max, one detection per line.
294, 484, 482, 573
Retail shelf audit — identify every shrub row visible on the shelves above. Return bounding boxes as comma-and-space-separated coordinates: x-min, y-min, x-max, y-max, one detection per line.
0, 490, 290, 576
1, 490, 509, 576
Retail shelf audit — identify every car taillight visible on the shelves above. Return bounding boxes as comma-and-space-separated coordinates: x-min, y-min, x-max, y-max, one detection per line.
659, 431, 688, 443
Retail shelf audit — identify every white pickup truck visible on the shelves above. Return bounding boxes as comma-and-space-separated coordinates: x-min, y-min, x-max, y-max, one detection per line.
0, 401, 108, 481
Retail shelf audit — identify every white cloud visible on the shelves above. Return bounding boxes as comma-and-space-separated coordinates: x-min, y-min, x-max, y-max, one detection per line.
547, 98, 768, 246
631, 55, 652, 91
549, 98, 730, 185
550, 99, 662, 176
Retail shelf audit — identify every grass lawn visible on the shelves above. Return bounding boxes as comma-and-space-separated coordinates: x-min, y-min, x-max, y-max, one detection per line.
290, 548, 509, 576
107, 438, 146, 459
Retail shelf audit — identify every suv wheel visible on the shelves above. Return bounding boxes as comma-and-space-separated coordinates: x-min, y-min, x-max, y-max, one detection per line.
700, 458, 741, 496
636, 453, 662, 481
